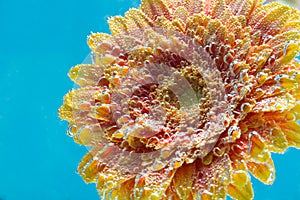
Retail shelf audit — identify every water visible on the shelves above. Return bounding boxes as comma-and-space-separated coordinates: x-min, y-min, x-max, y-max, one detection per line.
0, 0, 300, 199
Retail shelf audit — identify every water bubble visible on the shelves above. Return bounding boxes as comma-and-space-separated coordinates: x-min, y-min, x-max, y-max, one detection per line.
77, 126, 93, 145
78, 101, 91, 111
67, 124, 76, 137
160, 147, 172, 159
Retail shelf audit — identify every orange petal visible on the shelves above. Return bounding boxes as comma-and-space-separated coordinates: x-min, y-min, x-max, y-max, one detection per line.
193, 155, 231, 200
182, 0, 203, 15
172, 163, 196, 199
204, 0, 226, 18
248, 131, 266, 158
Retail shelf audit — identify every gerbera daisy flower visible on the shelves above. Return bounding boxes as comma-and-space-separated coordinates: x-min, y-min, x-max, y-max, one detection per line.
59, 0, 300, 199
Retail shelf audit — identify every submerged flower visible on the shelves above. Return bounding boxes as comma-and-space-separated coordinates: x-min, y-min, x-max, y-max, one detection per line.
59, 0, 300, 199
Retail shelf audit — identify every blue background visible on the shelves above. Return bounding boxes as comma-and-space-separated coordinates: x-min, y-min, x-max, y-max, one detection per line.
0, 0, 299, 199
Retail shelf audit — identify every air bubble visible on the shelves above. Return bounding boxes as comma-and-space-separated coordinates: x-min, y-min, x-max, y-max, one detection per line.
160, 147, 172, 159
96, 104, 111, 118
67, 124, 76, 137
171, 158, 184, 169
152, 161, 165, 171
77, 126, 93, 145
78, 101, 91, 111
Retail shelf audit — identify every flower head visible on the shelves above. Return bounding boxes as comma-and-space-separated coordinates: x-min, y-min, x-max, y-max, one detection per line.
59, 0, 300, 199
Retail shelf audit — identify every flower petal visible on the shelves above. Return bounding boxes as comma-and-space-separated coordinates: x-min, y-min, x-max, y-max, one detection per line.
227, 171, 254, 200
68, 64, 105, 86
141, 0, 172, 21
280, 121, 300, 148
87, 32, 111, 51
247, 153, 275, 184
172, 163, 196, 199
120, 8, 155, 40
109, 16, 129, 36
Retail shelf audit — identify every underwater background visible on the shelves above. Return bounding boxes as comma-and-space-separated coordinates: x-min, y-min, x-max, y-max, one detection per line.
0, 0, 300, 199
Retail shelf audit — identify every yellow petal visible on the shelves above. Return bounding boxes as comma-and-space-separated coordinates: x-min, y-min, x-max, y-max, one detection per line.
110, 178, 135, 200
108, 16, 129, 36
247, 155, 275, 184
78, 148, 103, 183
96, 168, 134, 195
81, 159, 99, 183
173, 6, 189, 22
69, 64, 104, 87
265, 127, 288, 153
268, 30, 300, 51
76, 127, 93, 145
251, 3, 293, 36
277, 41, 300, 65
58, 104, 74, 122
125, 8, 153, 37
278, 75, 297, 90
248, 132, 266, 158
87, 32, 111, 51
280, 121, 300, 148
227, 171, 254, 200
63, 87, 99, 109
